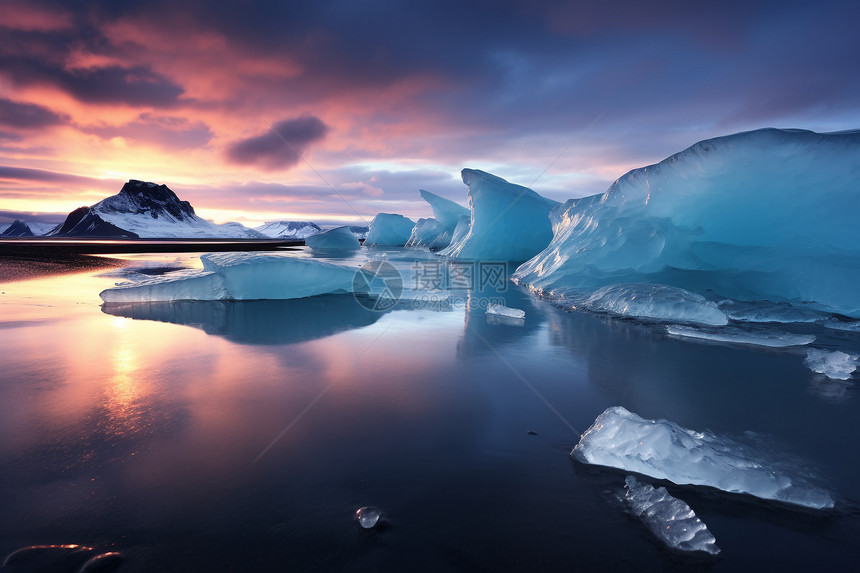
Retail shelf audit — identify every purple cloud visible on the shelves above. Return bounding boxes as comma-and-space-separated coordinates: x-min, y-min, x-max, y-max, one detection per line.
225, 116, 329, 170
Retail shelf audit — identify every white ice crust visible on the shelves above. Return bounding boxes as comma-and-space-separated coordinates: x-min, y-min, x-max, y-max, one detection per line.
624, 475, 720, 555
440, 169, 559, 262
514, 129, 860, 317
572, 406, 834, 509
365, 213, 416, 246
304, 226, 360, 249
584, 283, 727, 326
100, 253, 359, 303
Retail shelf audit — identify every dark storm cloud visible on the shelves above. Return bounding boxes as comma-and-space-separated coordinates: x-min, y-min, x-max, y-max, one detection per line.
225, 116, 329, 170
0, 98, 68, 128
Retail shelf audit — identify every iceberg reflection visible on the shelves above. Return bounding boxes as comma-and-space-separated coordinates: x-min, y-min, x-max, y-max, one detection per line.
101, 294, 385, 345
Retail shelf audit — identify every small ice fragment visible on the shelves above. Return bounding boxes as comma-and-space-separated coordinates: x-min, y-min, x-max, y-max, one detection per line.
572, 406, 833, 509
804, 348, 858, 380
624, 476, 720, 555
356, 506, 382, 529
486, 303, 525, 319
666, 325, 815, 347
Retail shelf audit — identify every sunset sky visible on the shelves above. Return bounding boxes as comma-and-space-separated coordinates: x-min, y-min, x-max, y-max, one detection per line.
1, 0, 858, 227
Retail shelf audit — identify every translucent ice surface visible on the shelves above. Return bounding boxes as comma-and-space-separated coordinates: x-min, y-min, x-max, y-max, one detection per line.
572, 406, 834, 509
514, 129, 860, 317
365, 213, 416, 246
624, 475, 720, 556
804, 348, 858, 380
355, 506, 382, 529
583, 283, 727, 326
716, 300, 827, 323
419, 189, 470, 229
666, 325, 816, 347
440, 169, 559, 262
304, 225, 360, 249
100, 253, 360, 302
485, 303, 525, 319
405, 218, 452, 249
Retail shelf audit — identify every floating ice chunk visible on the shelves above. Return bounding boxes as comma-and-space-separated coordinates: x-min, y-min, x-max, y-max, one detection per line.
100, 253, 360, 302
716, 300, 826, 323
666, 325, 816, 347
485, 303, 525, 319
365, 213, 416, 246
355, 506, 382, 529
304, 226, 360, 249
419, 189, 470, 229
572, 406, 834, 509
584, 284, 727, 326
405, 218, 452, 249
440, 169, 559, 262
513, 129, 860, 318
624, 476, 720, 556
804, 348, 858, 380
822, 319, 860, 332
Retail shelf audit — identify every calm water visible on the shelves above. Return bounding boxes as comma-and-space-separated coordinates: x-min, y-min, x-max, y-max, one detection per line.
1, 248, 859, 572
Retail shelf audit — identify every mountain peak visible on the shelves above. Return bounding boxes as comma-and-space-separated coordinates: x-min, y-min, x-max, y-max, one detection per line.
94, 180, 197, 222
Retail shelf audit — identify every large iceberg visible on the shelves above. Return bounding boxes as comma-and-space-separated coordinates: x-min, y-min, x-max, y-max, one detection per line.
304, 226, 360, 249
405, 218, 452, 249
419, 189, 470, 229
100, 253, 361, 302
514, 129, 860, 317
365, 213, 415, 246
572, 406, 833, 509
440, 169, 560, 262
624, 476, 720, 556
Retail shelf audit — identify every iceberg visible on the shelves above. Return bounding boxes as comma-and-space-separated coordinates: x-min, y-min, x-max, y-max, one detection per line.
804, 348, 858, 380
440, 169, 560, 262
624, 476, 720, 556
666, 325, 816, 347
100, 253, 361, 302
304, 226, 360, 249
419, 189, 470, 229
485, 303, 525, 320
365, 213, 415, 246
405, 218, 452, 249
583, 283, 727, 326
572, 406, 834, 509
514, 129, 860, 317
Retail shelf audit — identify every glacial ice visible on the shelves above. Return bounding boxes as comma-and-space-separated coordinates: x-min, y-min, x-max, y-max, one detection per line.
666, 325, 816, 347
572, 406, 834, 509
100, 253, 361, 302
365, 213, 416, 246
583, 283, 728, 326
447, 214, 471, 247
624, 475, 720, 556
485, 303, 525, 320
405, 218, 452, 249
419, 189, 470, 229
440, 169, 559, 261
304, 226, 360, 249
514, 129, 860, 318
804, 348, 858, 380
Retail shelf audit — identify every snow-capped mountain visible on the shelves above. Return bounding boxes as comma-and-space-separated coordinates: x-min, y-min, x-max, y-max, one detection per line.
49, 180, 264, 238
255, 221, 322, 239
0, 220, 35, 237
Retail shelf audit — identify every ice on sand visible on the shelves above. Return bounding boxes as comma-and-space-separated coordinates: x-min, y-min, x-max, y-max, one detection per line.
572, 406, 833, 509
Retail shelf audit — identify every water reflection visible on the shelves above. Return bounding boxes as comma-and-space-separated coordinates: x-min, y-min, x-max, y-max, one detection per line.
101, 294, 386, 345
